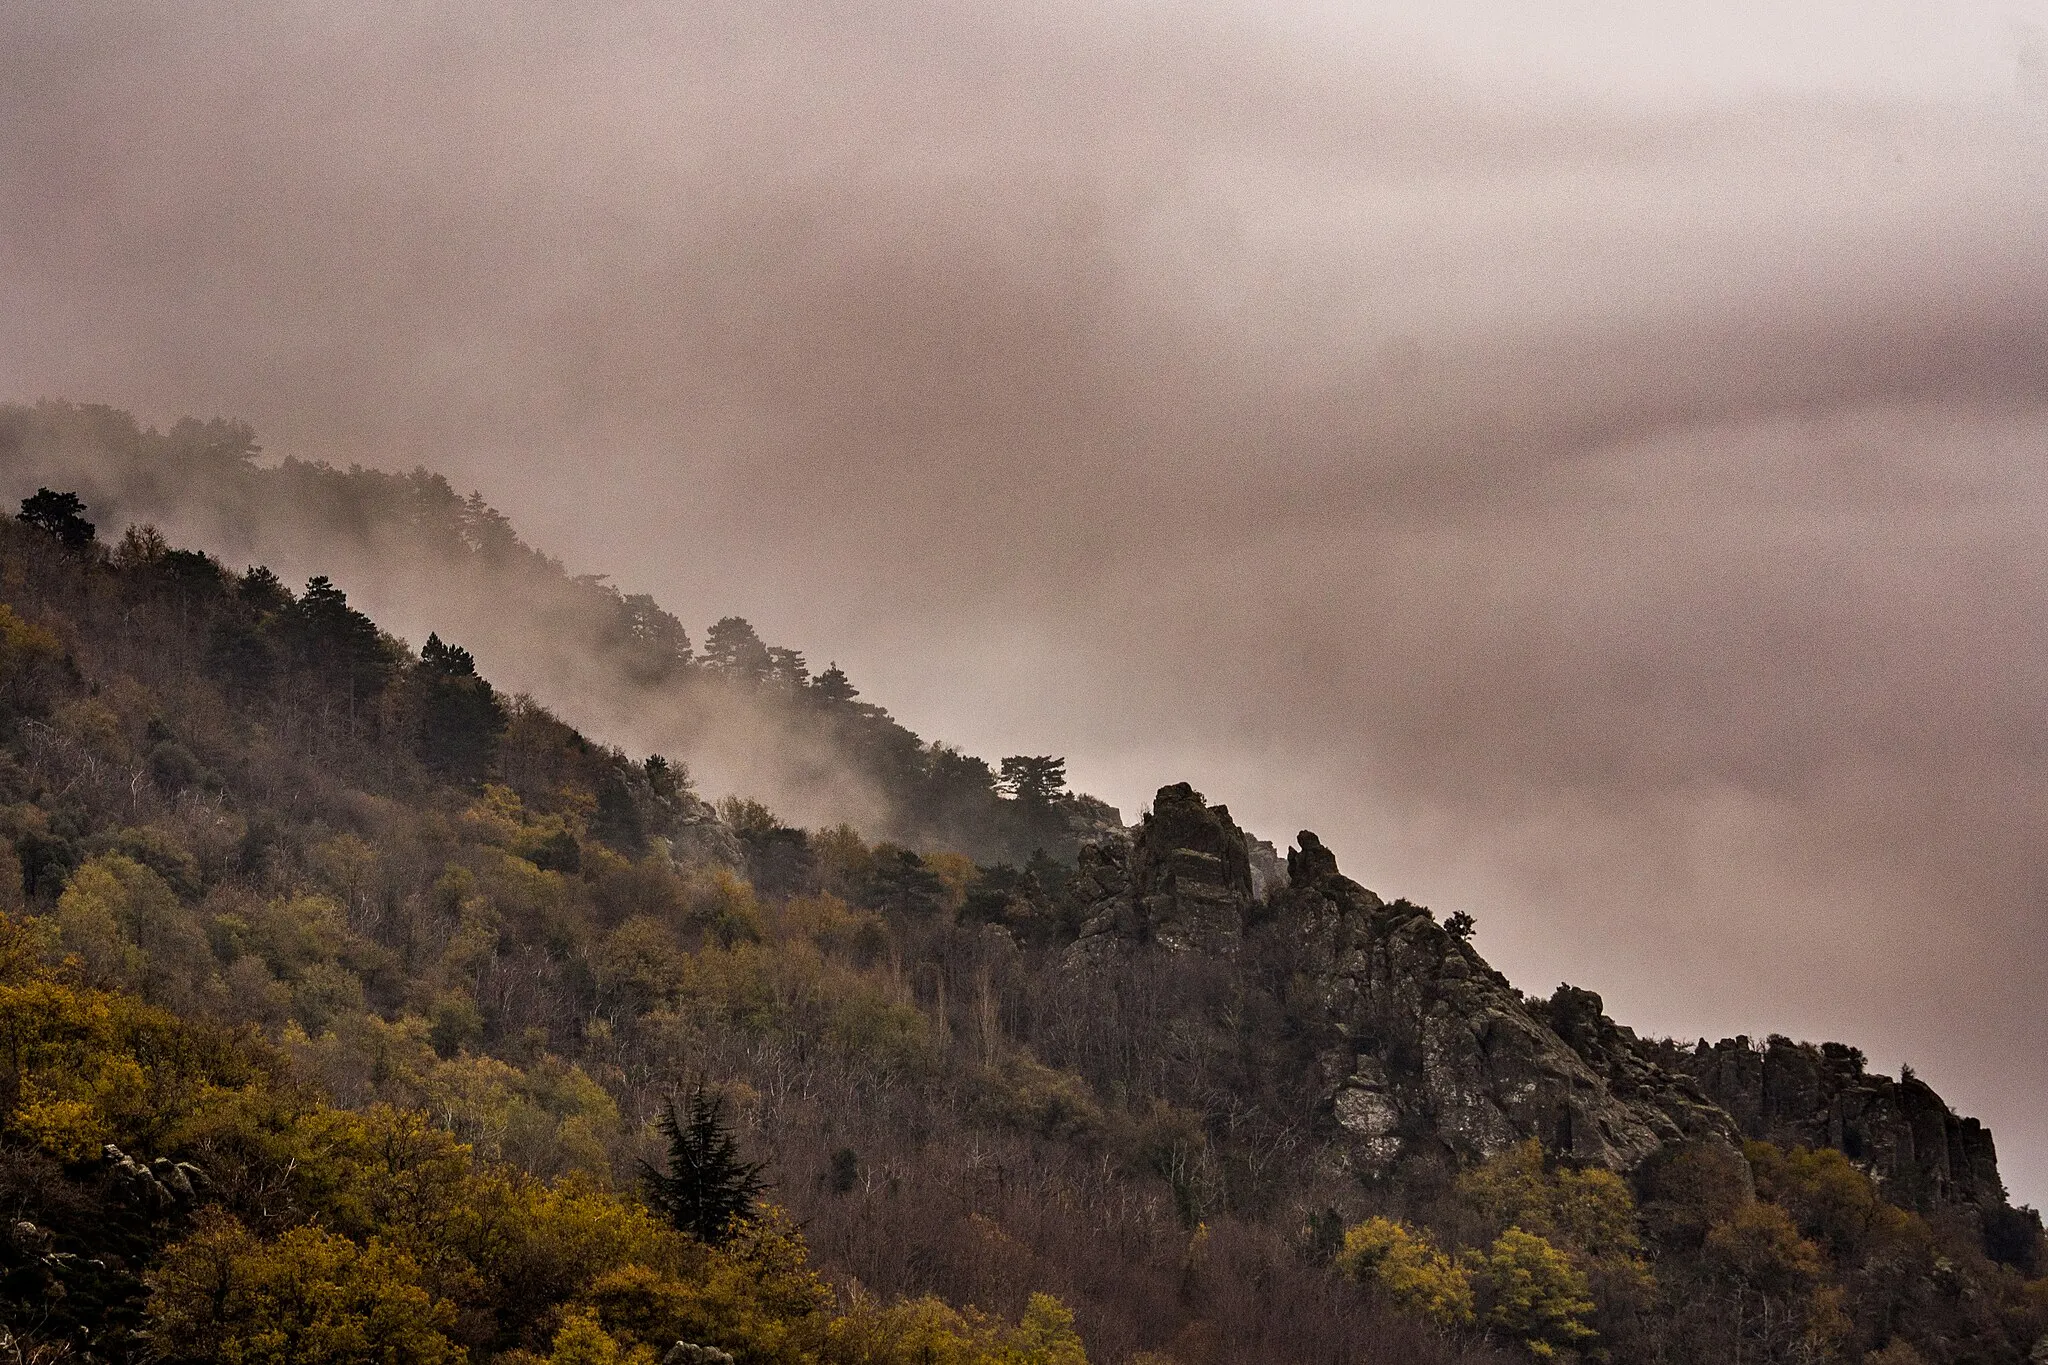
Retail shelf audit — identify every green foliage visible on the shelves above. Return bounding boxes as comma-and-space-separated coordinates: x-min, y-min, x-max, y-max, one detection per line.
538, 1308, 653, 1365
703, 617, 772, 684
0, 914, 1058, 1364
145, 1215, 464, 1365
975, 1053, 1104, 1142
19, 488, 95, 552
278, 576, 404, 717
3, 434, 2042, 1365
996, 757, 1067, 805
1702, 1201, 1828, 1299
1698, 1199, 1849, 1360
1744, 1141, 1914, 1263
1634, 1140, 1751, 1251
820, 1290, 1088, 1365
412, 633, 508, 784
0, 602, 65, 719
3, 402, 1120, 864
1459, 1138, 1650, 1281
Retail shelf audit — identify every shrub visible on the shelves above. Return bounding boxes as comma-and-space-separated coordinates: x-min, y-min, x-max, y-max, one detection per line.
1335, 1217, 1474, 1328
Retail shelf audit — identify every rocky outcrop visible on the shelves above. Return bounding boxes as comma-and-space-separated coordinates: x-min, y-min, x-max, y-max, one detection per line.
664, 1344, 736, 1365
1061, 794, 1128, 847
1058, 785, 2010, 1217
1066, 784, 1258, 959
101, 1144, 206, 1209
1663, 1035, 2006, 1213
1537, 986, 1741, 1149
1246, 836, 1286, 899
1132, 784, 1255, 952
1276, 835, 1734, 1177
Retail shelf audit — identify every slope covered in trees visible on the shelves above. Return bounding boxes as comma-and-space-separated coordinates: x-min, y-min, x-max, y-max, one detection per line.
0, 401, 1120, 864
0, 466, 2042, 1365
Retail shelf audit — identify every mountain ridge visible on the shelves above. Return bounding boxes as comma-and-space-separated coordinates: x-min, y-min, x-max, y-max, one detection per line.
3, 403, 2044, 1364
1052, 781, 2011, 1221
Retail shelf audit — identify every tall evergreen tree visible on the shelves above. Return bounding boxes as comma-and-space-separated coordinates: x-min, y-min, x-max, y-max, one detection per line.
810, 662, 859, 704
998, 755, 1067, 804
702, 616, 772, 684
409, 632, 506, 783
640, 1083, 767, 1245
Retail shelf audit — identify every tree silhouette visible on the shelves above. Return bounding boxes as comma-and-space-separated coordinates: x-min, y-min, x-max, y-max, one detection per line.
998, 755, 1067, 804
19, 487, 96, 551
409, 632, 506, 783
641, 1083, 767, 1245
811, 663, 859, 704
703, 616, 772, 684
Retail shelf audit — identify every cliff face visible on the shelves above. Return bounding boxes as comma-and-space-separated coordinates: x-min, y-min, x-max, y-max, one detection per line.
1274, 833, 1735, 1177
1663, 1035, 2006, 1213
1062, 784, 2010, 1215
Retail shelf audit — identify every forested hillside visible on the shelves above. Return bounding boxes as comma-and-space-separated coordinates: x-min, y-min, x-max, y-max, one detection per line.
0, 459, 2044, 1364
0, 400, 1121, 863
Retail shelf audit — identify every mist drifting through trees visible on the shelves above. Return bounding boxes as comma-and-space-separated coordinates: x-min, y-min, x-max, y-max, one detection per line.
4, 2, 2048, 1359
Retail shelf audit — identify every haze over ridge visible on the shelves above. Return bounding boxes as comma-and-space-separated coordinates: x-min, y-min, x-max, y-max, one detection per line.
4, 0, 2048, 1200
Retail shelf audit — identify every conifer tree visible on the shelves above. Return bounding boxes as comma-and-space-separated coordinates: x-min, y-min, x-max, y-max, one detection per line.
19, 487, 96, 551
641, 1082, 767, 1245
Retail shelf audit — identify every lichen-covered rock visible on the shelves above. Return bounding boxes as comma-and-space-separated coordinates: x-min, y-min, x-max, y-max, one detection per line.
1537, 985, 1739, 1148
666, 818, 746, 870
1665, 1034, 2006, 1212
1061, 793, 1128, 846
1062, 832, 1136, 955
664, 1343, 736, 1365
1133, 783, 1255, 953
99, 1144, 205, 1209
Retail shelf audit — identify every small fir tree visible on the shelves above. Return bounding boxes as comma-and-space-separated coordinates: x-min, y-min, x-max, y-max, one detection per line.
641, 1082, 767, 1245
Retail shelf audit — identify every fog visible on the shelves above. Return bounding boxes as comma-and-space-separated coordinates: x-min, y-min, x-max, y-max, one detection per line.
5, 0, 2048, 1200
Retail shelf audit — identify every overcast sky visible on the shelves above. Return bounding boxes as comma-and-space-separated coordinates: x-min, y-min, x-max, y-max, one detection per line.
6, 0, 2048, 1201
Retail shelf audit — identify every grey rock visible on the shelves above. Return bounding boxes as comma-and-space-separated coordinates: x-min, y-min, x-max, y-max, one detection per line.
1056, 781, 2014, 1218
1664, 1034, 2006, 1213
1275, 832, 1733, 1176
666, 820, 746, 870
1065, 783, 1257, 961
1246, 836, 1286, 899
663, 1343, 736, 1365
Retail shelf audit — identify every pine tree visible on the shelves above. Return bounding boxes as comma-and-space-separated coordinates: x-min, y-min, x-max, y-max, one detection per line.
640, 1083, 767, 1245
19, 487, 96, 551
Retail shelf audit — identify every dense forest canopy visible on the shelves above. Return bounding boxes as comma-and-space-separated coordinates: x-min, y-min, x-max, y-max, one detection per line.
0, 448, 2042, 1364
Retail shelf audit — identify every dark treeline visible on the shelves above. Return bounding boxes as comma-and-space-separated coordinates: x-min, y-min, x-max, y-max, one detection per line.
0, 400, 1122, 864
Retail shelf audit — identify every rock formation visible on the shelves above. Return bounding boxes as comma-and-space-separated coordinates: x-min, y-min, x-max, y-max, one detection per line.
1059, 783, 2012, 1222
1066, 783, 1258, 959
1274, 832, 1736, 1176
1663, 1035, 2006, 1213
